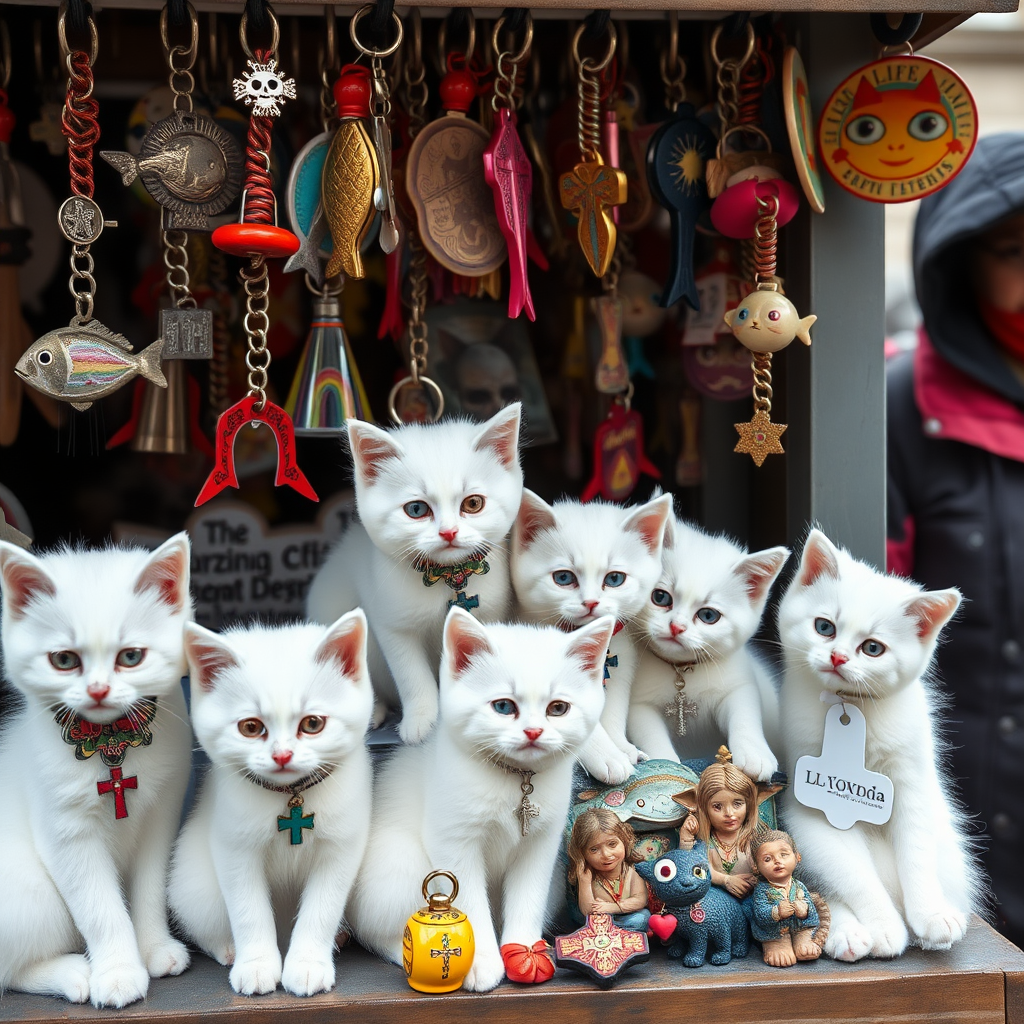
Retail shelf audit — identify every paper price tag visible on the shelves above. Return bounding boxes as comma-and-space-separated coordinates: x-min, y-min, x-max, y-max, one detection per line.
794, 701, 893, 830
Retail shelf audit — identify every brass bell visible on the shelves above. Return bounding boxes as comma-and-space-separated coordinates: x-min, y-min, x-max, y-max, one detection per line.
403, 870, 475, 993
132, 358, 188, 454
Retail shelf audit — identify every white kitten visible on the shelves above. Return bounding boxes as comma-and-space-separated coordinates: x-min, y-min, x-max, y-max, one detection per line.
627, 518, 788, 780
777, 529, 978, 961
307, 404, 523, 745
510, 489, 672, 784
168, 611, 373, 997
348, 609, 613, 993
0, 536, 193, 1007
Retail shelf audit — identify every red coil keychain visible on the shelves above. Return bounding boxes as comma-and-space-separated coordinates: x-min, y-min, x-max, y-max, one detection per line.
198, 3, 316, 506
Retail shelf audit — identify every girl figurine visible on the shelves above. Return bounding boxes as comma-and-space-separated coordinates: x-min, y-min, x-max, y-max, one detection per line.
567, 809, 651, 932
676, 750, 762, 899
747, 829, 829, 967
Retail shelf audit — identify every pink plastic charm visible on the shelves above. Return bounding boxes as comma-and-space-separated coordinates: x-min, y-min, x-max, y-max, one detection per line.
710, 177, 801, 240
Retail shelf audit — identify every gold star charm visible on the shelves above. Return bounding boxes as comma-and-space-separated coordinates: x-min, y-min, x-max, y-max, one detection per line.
734, 409, 787, 466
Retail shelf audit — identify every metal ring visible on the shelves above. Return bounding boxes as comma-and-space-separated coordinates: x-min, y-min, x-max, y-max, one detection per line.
709, 20, 755, 69
160, 1, 199, 70
492, 12, 533, 67
57, 1, 99, 66
388, 375, 444, 425
571, 20, 616, 75
350, 5, 404, 59
422, 870, 459, 906
717, 122, 773, 157
437, 9, 475, 65
239, 5, 280, 61
879, 41, 915, 57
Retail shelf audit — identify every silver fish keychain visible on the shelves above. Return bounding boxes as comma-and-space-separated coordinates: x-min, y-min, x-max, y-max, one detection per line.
18, 2, 167, 411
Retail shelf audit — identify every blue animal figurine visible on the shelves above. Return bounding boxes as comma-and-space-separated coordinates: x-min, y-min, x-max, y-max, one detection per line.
635, 843, 750, 967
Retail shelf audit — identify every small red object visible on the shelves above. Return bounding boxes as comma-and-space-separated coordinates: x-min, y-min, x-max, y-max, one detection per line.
0, 90, 15, 144
581, 401, 661, 503
648, 913, 678, 941
333, 64, 372, 120
212, 222, 300, 259
500, 940, 556, 984
440, 67, 477, 114
710, 177, 800, 240
97, 766, 137, 820
689, 903, 706, 924
195, 393, 318, 506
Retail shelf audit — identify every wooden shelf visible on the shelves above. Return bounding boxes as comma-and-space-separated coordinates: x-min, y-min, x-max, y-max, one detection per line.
2, 919, 1023, 1024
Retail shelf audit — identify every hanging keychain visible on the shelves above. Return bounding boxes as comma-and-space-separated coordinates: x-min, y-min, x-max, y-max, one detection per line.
559, 20, 626, 278
483, 12, 537, 321
725, 192, 816, 466
198, 2, 316, 506
16, 2, 167, 413
646, 12, 716, 310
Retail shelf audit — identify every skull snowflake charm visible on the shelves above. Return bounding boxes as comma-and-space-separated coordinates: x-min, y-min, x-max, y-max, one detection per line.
233, 58, 297, 117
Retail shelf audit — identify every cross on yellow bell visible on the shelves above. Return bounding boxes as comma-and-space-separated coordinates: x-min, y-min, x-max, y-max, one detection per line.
403, 870, 475, 993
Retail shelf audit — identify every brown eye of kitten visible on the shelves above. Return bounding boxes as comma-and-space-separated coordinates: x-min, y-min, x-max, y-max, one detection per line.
461, 494, 485, 514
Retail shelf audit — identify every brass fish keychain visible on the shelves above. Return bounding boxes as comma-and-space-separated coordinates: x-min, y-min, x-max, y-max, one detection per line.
559, 21, 626, 278
16, 2, 166, 411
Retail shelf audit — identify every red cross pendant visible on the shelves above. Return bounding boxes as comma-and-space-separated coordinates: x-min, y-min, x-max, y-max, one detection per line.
97, 766, 138, 820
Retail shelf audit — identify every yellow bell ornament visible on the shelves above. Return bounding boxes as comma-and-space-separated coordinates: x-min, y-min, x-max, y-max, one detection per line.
403, 870, 475, 993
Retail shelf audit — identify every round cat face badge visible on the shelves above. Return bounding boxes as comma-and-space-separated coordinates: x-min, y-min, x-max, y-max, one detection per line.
818, 55, 978, 204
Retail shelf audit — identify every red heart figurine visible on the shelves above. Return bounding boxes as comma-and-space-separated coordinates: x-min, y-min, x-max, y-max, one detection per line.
648, 914, 678, 941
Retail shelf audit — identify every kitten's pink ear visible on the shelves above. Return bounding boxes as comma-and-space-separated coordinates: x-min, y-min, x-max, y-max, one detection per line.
514, 489, 557, 550
135, 532, 191, 611
904, 588, 961, 640
184, 623, 239, 693
347, 420, 404, 484
736, 546, 790, 604
443, 607, 494, 677
566, 615, 616, 679
623, 493, 673, 556
316, 609, 368, 682
799, 530, 840, 587
471, 402, 522, 468
0, 542, 55, 620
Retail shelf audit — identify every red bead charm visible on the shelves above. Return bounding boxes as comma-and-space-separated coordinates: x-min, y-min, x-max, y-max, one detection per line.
710, 177, 800, 240
212, 222, 300, 259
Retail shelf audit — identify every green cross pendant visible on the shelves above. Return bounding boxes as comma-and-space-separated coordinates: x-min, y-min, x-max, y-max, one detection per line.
278, 803, 315, 845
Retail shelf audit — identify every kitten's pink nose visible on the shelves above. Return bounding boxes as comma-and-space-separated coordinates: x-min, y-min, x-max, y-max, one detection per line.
439, 527, 459, 544
670, 622, 686, 637
87, 682, 110, 702
583, 600, 600, 613
524, 727, 543, 742
831, 651, 849, 668
273, 749, 293, 767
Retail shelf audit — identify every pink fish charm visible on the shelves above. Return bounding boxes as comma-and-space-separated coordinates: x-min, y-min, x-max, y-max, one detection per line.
483, 107, 535, 321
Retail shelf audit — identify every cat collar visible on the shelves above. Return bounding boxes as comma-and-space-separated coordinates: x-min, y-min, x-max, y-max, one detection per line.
492, 759, 540, 837
413, 550, 491, 590
54, 698, 159, 822
242, 767, 334, 846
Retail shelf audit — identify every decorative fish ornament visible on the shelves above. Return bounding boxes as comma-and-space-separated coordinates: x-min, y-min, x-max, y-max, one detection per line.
15, 319, 166, 411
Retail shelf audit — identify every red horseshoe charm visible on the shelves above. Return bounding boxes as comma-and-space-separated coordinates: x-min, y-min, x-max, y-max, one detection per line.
195, 394, 319, 506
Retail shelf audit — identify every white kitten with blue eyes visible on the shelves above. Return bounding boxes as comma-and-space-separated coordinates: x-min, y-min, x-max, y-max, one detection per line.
627, 518, 789, 781
306, 403, 523, 745
510, 489, 673, 785
0, 536, 193, 1008
348, 608, 613, 993
778, 530, 979, 962
168, 611, 373, 997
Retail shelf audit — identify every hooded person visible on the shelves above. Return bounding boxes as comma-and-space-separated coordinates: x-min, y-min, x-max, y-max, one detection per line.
887, 132, 1024, 949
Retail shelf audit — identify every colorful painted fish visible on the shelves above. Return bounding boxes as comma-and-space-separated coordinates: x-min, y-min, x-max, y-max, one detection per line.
15, 320, 166, 411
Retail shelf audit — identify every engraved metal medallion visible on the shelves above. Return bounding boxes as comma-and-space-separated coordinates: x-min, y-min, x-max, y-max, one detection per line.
101, 111, 243, 231
160, 307, 213, 360
58, 196, 116, 244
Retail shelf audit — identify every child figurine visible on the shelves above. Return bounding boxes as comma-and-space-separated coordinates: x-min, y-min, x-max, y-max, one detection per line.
746, 829, 829, 967
567, 809, 651, 932
676, 751, 762, 899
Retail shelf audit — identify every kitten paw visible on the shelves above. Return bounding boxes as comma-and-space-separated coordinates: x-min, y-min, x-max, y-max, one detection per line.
230, 952, 282, 995
869, 917, 910, 959
580, 748, 635, 785
613, 738, 643, 764
282, 955, 335, 996
89, 959, 150, 1008
825, 921, 873, 962
57, 956, 92, 1003
464, 952, 505, 993
398, 705, 438, 745
911, 908, 968, 950
13, 953, 91, 1003
729, 742, 778, 782
143, 938, 191, 978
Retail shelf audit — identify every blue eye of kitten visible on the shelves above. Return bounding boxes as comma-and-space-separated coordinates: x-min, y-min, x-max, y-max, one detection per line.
815, 617, 837, 637
403, 500, 431, 519
603, 571, 626, 588
861, 639, 886, 657
696, 607, 721, 624
116, 648, 145, 668
651, 589, 673, 608
552, 570, 578, 587
491, 699, 518, 717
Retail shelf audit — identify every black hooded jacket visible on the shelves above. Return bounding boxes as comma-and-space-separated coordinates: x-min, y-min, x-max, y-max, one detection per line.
887, 133, 1024, 945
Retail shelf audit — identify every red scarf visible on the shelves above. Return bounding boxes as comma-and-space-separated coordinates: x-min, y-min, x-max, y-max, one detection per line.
979, 300, 1024, 362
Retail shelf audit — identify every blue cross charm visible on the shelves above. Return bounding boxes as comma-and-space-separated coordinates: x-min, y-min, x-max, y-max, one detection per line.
278, 803, 314, 845
603, 651, 619, 682
448, 590, 480, 612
